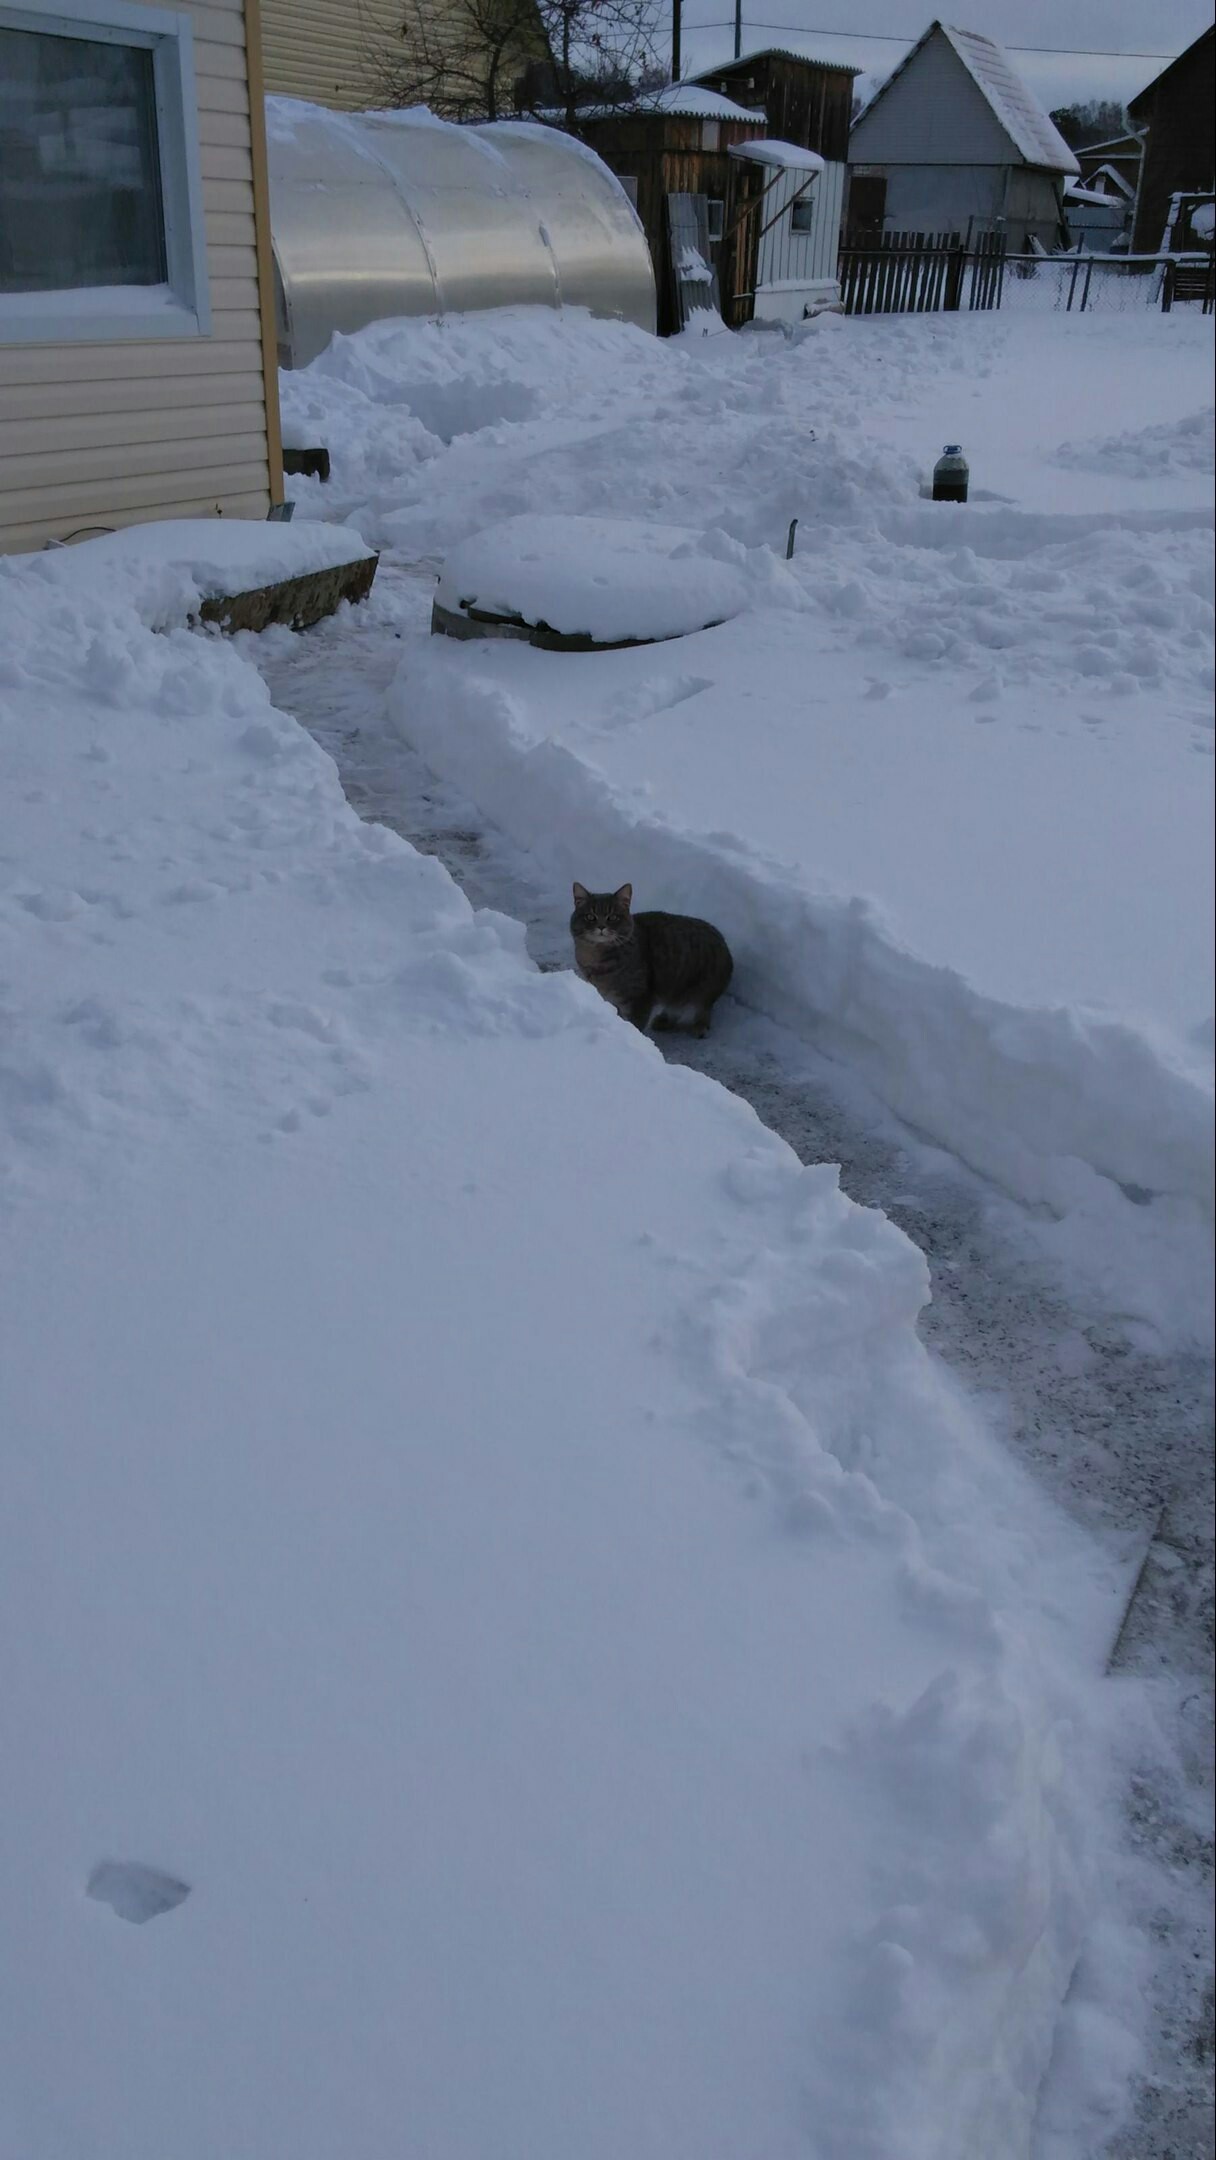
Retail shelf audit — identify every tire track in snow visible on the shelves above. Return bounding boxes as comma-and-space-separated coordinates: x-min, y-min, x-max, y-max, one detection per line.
253, 568, 1213, 2160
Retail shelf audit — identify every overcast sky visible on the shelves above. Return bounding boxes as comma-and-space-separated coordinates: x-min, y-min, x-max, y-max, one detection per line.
674, 2, 1212, 116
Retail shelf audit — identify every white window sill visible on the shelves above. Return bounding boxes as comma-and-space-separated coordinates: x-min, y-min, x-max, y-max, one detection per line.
0, 282, 209, 345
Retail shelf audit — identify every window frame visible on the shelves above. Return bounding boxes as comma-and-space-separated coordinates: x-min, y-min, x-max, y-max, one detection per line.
0, 0, 211, 344
789, 192, 817, 236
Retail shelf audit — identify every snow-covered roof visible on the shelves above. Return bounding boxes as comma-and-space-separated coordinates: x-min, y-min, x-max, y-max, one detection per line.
852, 21, 1079, 176
942, 26, 1078, 173
639, 83, 762, 121
1064, 181, 1125, 208
1083, 164, 1136, 201
691, 46, 858, 80
728, 138, 825, 173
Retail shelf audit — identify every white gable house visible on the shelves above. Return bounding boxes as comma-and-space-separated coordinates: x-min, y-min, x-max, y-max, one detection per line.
848, 21, 1078, 252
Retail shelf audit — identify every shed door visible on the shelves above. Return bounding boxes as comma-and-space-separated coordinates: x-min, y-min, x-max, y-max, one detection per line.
846, 173, 887, 240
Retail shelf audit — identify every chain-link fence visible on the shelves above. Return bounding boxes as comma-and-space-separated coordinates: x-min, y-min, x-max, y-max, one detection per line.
998, 253, 1206, 314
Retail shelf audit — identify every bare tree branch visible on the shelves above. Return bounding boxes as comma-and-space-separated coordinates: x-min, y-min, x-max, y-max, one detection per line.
364, 0, 663, 131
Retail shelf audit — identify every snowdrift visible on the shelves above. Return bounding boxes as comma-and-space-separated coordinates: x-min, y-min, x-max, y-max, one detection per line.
287, 303, 1216, 1344
0, 509, 1134, 2150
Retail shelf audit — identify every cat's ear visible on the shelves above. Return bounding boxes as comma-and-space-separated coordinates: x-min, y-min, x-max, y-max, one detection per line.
614, 883, 633, 908
572, 881, 589, 902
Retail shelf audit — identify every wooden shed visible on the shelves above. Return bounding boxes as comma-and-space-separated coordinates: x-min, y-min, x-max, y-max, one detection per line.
847, 20, 1077, 253
690, 48, 856, 317
1127, 26, 1215, 254
0, 0, 283, 554
579, 86, 770, 334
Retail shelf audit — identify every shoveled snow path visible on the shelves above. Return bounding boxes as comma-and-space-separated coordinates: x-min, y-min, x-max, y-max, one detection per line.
251, 566, 1214, 2160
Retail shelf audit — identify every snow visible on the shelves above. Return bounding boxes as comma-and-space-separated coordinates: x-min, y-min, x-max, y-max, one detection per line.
435, 512, 751, 640
280, 301, 1214, 1350
0, 487, 1139, 2156
637, 83, 760, 120
941, 26, 1080, 177
1191, 202, 1215, 242
1, 517, 376, 630
730, 137, 826, 173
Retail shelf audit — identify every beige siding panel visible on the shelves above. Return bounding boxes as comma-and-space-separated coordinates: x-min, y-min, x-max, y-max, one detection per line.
260, 0, 410, 108
0, 405, 266, 458
203, 176, 258, 215
0, 340, 263, 388
200, 211, 259, 247
1, 370, 266, 420
0, 0, 273, 551
204, 246, 263, 282
176, 3, 246, 46
1, 462, 271, 526
196, 75, 251, 117
197, 110, 254, 152
2, 433, 269, 493
199, 144, 255, 184
193, 36, 251, 80
5, 494, 271, 556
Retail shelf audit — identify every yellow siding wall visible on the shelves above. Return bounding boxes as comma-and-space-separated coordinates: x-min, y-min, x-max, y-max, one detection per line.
259, 0, 408, 110
0, 0, 279, 554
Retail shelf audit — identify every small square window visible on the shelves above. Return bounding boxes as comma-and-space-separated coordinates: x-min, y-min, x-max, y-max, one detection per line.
702, 119, 720, 150
790, 195, 817, 234
0, 0, 210, 344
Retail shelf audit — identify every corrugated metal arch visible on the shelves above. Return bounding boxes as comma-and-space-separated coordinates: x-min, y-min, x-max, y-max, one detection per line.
267, 100, 657, 366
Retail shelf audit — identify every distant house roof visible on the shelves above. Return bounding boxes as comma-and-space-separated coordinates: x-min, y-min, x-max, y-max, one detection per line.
690, 47, 858, 81
1128, 23, 1216, 121
1077, 133, 1142, 159
1083, 163, 1136, 200
852, 20, 1080, 175
571, 83, 762, 124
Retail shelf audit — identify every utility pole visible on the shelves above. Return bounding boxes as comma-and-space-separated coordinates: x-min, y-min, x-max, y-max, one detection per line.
733, 0, 742, 59
672, 0, 681, 80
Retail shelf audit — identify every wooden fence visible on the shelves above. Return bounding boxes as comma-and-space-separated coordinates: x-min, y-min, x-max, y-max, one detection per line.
837, 230, 1006, 316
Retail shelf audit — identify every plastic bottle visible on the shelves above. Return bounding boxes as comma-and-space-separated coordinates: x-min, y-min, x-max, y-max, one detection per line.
932, 445, 969, 502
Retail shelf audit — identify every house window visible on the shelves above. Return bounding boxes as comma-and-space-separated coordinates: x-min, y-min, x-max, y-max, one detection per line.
790, 194, 816, 234
617, 174, 639, 208
702, 119, 720, 150
0, 0, 210, 343
706, 196, 724, 241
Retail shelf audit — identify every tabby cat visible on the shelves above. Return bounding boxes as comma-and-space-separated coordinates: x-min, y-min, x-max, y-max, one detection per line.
570, 882, 733, 1037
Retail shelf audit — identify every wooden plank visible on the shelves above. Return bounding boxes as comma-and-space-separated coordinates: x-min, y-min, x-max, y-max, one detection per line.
0, 461, 271, 525
0, 370, 265, 421
0, 404, 266, 458
243, 0, 284, 500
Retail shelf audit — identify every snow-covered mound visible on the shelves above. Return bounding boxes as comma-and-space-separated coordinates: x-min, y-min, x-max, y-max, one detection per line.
0, 516, 375, 629
281, 302, 1215, 1345
1056, 406, 1216, 479
436, 513, 753, 641
0, 517, 1137, 2152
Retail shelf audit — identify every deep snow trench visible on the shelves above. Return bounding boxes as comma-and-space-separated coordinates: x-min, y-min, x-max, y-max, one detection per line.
254, 566, 1213, 2159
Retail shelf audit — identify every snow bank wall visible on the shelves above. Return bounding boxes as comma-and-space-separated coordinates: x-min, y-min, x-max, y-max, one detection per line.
0, 496, 1138, 2160
396, 626, 1214, 1348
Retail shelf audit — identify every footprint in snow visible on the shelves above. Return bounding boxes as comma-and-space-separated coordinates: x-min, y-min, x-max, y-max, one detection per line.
87, 1861, 190, 1924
